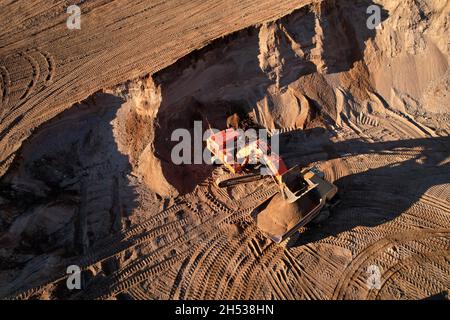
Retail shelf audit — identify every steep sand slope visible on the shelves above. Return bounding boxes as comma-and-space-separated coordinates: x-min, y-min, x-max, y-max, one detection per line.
0, 0, 316, 177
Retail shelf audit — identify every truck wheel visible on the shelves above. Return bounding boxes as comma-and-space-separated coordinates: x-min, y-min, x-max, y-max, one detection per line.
329, 194, 341, 208
279, 238, 290, 249
312, 208, 330, 224
283, 231, 302, 248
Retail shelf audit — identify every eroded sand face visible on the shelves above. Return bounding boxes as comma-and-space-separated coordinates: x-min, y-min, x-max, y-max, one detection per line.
0, 0, 449, 299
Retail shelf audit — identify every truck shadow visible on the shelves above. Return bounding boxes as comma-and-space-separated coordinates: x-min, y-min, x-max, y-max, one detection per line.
283, 133, 450, 247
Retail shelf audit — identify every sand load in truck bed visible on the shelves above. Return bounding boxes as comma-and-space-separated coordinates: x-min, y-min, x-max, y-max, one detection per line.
256, 190, 321, 242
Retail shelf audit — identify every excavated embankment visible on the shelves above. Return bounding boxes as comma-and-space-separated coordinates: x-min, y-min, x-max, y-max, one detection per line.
0, 0, 449, 300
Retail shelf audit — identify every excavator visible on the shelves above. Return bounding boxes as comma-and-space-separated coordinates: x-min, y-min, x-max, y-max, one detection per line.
206, 116, 339, 244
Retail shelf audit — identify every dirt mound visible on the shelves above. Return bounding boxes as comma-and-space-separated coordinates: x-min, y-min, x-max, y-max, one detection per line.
257, 191, 319, 242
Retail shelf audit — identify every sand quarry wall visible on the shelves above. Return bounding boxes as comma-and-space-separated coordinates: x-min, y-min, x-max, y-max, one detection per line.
109, 0, 449, 196
0, 0, 449, 183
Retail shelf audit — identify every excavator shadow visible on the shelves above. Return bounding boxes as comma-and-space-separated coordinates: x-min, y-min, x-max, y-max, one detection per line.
279, 132, 450, 248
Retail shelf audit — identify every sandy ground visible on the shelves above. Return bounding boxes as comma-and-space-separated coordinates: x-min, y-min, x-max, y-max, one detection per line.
0, 0, 449, 300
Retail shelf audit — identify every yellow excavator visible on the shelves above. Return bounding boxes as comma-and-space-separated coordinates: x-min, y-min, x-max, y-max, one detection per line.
206, 120, 339, 244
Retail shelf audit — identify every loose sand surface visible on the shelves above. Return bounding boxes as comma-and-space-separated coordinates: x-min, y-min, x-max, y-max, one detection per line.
0, 0, 449, 299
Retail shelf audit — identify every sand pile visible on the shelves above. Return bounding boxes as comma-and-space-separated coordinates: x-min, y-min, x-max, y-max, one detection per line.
257, 192, 319, 241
